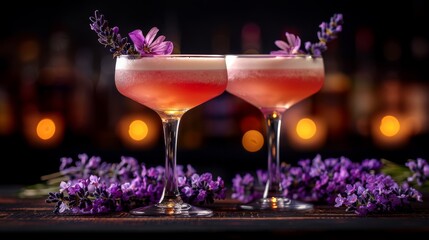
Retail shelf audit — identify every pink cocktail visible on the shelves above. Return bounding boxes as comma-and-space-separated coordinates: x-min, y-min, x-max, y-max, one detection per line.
115, 55, 227, 216
116, 58, 227, 112
226, 54, 324, 210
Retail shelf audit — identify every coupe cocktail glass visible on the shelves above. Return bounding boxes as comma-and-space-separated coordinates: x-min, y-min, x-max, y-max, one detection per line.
115, 55, 227, 216
226, 54, 324, 210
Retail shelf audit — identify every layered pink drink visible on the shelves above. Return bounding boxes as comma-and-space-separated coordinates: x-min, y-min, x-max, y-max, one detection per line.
225, 55, 324, 211
114, 55, 227, 216
115, 56, 227, 112
226, 55, 324, 111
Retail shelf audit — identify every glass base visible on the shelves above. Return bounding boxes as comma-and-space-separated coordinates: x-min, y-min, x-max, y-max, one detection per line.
239, 197, 313, 211
130, 202, 213, 217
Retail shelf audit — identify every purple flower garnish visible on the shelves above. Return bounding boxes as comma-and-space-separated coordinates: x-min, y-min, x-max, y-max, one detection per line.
271, 13, 343, 57
129, 28, 173, 56
304, 42, 327, 57
89, 10, 138, 57
270, 32, 302, 55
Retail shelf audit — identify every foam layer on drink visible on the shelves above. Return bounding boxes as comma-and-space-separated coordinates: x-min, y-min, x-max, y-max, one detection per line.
226, 55, 323, 70
116, 55, 226, 70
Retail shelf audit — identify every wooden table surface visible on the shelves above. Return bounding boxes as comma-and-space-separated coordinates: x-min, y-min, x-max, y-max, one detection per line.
1, 186, 429, 239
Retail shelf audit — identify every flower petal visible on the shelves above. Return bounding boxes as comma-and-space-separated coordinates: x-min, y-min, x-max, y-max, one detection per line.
286, 34, 301, 54
164, 41, 174, 54
275, 40, 289, 51
151, 41, 173, 55
149, 35, 166, 48
129, 29, 145, 52
285, 33, 296, 45
145, 27, 159, 45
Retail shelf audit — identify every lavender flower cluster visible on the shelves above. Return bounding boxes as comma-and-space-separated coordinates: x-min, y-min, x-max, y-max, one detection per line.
232, 155, 424, 215
271, 13, 343, 57
46, 154, 226, 214
335, 174, 422, 215
232, 155, 381, 204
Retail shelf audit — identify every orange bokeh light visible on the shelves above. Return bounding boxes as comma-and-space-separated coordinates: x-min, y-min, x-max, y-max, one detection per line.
36, 118, 56, 140
117, 114, 160, 149
379, 115, 400, 137
242, 130, 264, 152
296, 118, 317, 140
128, 120, 148, 141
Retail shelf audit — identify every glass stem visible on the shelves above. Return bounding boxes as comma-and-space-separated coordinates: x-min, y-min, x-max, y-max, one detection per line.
159, 115, 182, 203
263, 110, 283, 199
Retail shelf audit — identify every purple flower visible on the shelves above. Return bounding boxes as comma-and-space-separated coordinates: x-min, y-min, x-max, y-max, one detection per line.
87, 156, 101, 169
59, 181, 70, 193
406, 158, 429, 186
58, 202, 69, 213
361, 159, 382, 172
60, 157, 73, 171
177, 176, 187, 187
231, 173, 262, 203
196, 190, 207, 202
129, 27, 173, 56
334, 194, 345, 207
304, 41, 327, 57
88, 175, 100, 193
182, 186, 193, 197
270, 32, 301, 55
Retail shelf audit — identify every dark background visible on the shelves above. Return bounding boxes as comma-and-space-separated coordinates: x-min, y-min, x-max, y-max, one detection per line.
0, 0, 428, 185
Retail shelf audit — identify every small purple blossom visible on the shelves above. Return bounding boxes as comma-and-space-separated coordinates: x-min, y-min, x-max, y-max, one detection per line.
231, 173, 263, 203
270, 32, 302, 55
304, 42, 327, 57
180, 172, 226, 205
406, 158, 429, 186
129, 28, 173, 56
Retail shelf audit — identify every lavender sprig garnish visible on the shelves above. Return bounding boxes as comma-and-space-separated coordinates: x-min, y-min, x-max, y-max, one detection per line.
89, 10, 173, 57
89, 10, 138, 57
46, 154, 226, 214
271, 13, 343, 57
